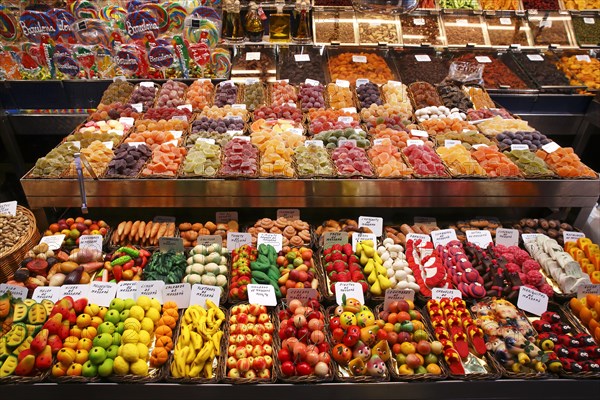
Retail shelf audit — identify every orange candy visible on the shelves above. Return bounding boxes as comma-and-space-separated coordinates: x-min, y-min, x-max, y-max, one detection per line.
124, 130, 177, 150
420, 118, 476, 136
367, 139, 413, 177
471, 145, 521, 177
326, 84, 355, 109
185, 79, 214, 110
328, 53, 395, 85
140, 143, 187, 177
369, 126, 435, 150
535, 147, 597, 178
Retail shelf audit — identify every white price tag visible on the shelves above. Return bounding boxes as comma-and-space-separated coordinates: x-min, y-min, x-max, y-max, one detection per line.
305, 79, 320, 86
245, 78, 260, 85
522, 233, 543, 245
407, 139, 425, 146
472, 144, 488, 149
119, 117, 135, 126
335, 79, 350, 88
352, 55, 367, 63
177, 104, 193, 112
517, 286, 548, 316
411, 129, 428, 138
88, 281, 117, 307
577, 284, 600, 300
159, 237, 184, 253
101, 141, 114, 150
138, 280, 165, 303
162, 283, 191, 309
584, 18, 595, 25
226, 130, 244, 136
61, 284, 90, 301
373, 139, 388, 146
342, 107, 357, 114
563, 231, 585, 243
539, 19, 552, 28
456, 19, 469, 26
140, 81, 155, 88
476, 56, 492, 63
358, 216, 383, 237
466, 230, 493, 249
189, 284, 221, 308
289, 128, 303, 135
131, 103, 143, 112
323, 232, 348, 249
511, 144, 530, 151
415, 54, 431, 62
295, 54, 310, 62
387, 80, 402, 87
445, 140, 461, 148
127, 142, 147, 148
196, 138, 216, 145
352, 233, 377, 252
0, 284, 28, 300
431, 229, 458, 247
219, 80, 234, 87
32, 286, 64, 303
541, 141, 560, 153
39, 234, 65, 251
235, 136, 251, 141
257, 233, 283, 252
116, 281, 139, 300
67, 141, 81, 149
196, 235, 222, 248
79, 234, 103, 252
500, 18, 512, 25
405, 233, 431, 243
335, 282, 365, 306
576, 55, 591, 62
305, 140, 324, 147
277, 209, 300, 220
197, 78, 211, 84
414, 18, 425, 26
286, 288, 318, 305
246, 52, 261, 61
356, 78, 370, 87
227, 232, 252, 252
338, 116, 355, 124
384, 289, 415, 310
495, 228, 519, 247
216, 211, 238, 223
232, 103, 246, 109
337, 138, 357, 147
431, 288, 462, 301
171, 116, 187, 122
247, 284, 277, 306
527, 54, 544, 62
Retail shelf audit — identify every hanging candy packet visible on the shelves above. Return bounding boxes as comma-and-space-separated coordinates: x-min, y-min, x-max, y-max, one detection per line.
95, 46, 116, 78
73, 44, 98, 78
209, 47, 231, 79
47, 8, 76, 43
124, 9, 160, 40
147, 41, 183, 79
114, 42, 148, 78
187, 41, 211, 78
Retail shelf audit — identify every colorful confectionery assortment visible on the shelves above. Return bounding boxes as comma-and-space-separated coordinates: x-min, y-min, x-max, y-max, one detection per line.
476, 117, 534, 136
470, 146, 521, 177
181, 140, 221, 177
185, 80, 214, 110
308, 109, 360, 134
370, 126, 434, 150
66, 140, 114, 178
536, 147, 598, 178
328, 52, 395, 85
420, 118, 476, 136
140, 143, 187, 177
368, 139, 413, 178
326, 83, 355, 110
403, 145, 449, 177
504, 149, 556, 178
436, 145, 487, 177
565, 238, 600, 284
294, 144, 335, 177
332, 141, 374, 177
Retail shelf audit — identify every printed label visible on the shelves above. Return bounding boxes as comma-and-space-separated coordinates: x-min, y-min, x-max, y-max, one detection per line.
414, 18, 425, 26
246, 52, 261, 61
517, 286, 548, 316
527, 54, 544, 62
189, 284, 221, 308
511, 144, 530, 151
335, 282, 365, 305
358, 216, 383, 237
475, 56, 492, 63
295, 54, 310, 62
495, 228, 519, 247
352, 55, 367, 63
500, 18, 512, 25
415, 54, 431, 62
247, 284, 277, 306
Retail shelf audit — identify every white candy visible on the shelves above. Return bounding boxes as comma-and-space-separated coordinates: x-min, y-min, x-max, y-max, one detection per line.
381, 252, 390, 262
395, 270, 408, 281
387, 268, 395, 278
377, 245, 386, 255
389, 251, 398, 258
383, 237, 394, 246
383, 259, 394, 269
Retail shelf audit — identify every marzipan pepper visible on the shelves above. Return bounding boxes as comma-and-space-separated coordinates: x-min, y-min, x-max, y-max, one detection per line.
110, 255, 132, 266
116, 246, 140, 258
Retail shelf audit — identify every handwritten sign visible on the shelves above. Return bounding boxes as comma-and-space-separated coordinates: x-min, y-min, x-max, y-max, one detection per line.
405, 233, 430, 243
286, 288, 318, 305
411, 129, 428, 138
352, 233, 377, 252
277, 209, 300, 220
415, 54, 431, 62
79, 235, 103, 252
0, 201, 17, 216
216, 211, 238, 223
197, 235, 222, 247
138, 280, 165, 303
323, 232, 348, 249
466, 230, 493, 249
159, 237, 184, 253
62, 284, 90, 301
0, 284, 28, 300
227, 232, 252, 252
577, 284, 600, 300
517, 286, 548, 316
431, 288, 462, 301
32, 286, 64, 303
495, 228, 519, 247
335, 282, 364, 305
522, 233, 542, 245
431, 229, 458, 247
162, 283, 191, 308
563, 231, 585, 243
257, 233, 283, 252
116, 281, 139, 300
384, 289, 415, 310
358, 216, 383, 237
295, 54, 310, 62
88, 281, 117, 306
248, 284, 277, 306
189, 284, 221, 308
39, 234, 65, 251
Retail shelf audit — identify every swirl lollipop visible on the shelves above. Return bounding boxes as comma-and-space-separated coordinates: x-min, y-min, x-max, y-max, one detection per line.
71, 19, 111, 49
19, 10, 57, 43
140, 3, 170, 33
71, 0, 99, 19
210, 47, 231, 79
0, 8, 20, 42
47, 8, 75, 43
100, 5, 127, 29
164, 2, 187, 31
125, 10, 160, 40
183, 15, 220, 48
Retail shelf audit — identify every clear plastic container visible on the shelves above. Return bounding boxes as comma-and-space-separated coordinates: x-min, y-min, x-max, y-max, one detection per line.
528, 12, 577, 47
442, 14, 490, 46
356, 12, 401, 45
571, 14, 600, 47
399, 14, 446, 46
313, 9, 358, 45
485, 14, 532, 46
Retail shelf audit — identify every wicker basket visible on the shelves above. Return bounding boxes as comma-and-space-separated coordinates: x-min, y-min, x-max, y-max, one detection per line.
0, 205, 40, 283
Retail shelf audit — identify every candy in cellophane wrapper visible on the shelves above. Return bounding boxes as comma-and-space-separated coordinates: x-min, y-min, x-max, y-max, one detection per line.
183, 13, 221, 48
53, 53, 83, 79
0, 48, 21, 80
19, 9, 57, 43
124, 9, 160, 40
95, 46, 117, 78
73, 44, 100, 79
47, 7, 76, 44
17, 42, 53, 80
0, 6, 21, 43
209, 47, 231, 79
114, 42, 149, 78
147, 40, 183, 79
70, 18, 112, 49
445, 61, 485, 87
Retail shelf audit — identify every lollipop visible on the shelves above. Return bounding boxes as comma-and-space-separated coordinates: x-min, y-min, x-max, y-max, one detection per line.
71, 19, 111, 49
100, 5, 126, 28
115, 46, 142, 77
140, 3, 170, 33
125, 10, 160, 39
47, 8, 75, 43
164, 2, 187, 31
54, 54, 81, 78
210, 47, 231, 79
71, 0, 99, 19
53, 43, 72, 58
0, 8, 20, 42
190, 6, 221, 22
183, 16, 220, 47
19, 10, 57, 43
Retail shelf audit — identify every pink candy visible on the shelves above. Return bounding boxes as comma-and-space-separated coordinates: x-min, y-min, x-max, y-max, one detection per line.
331, 142, 373, 177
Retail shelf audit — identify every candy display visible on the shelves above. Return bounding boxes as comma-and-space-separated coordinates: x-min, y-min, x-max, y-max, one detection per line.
242, 82, 266, 111
269, 81, 298, 107
436, 131, 493, 149
381, 81, 411, 107
191, 116, 245, 134
180, 140, 221, 177
89, 103, 142, 121
464, 86, 496, 109
315, 219, 373, 240
409, 82, 443, 109
219, 137, 259, 177
536, 147, 597, 178
467, 108, 513, 120
569, 295, 600, 343
65, 120, 126, 148
331, 141, 374, 177
155, 80, 188, 108
294, 143, 335, 177
361, 104, 414, 124
105, 143, 152, 178
420, 118, 476, 136
327, 52, 395, 85
140, 143, 187, 177
470, 145, 521, 177
403, 144, 449, 177
231, 48, 276, 82
213, 82, 241, 107
476, 116, 534, 136
437, 84, 473, 113
201, 104, 248, 121
496, 130, 552, 151
143, 106, 192, 121
436, 144, 487, 177
452, 53, 530, 90
512, 218, 575, 246
253, 104, 303, 123
556, 55, 600, 90
399, 15, 445, 47
355, 82, 383, 109
414, 106, 467, 122
505, 149, 556, 177
110, 219, 176, 247
368, 139, 414, 178
185, 79, 214, 110
326, 83, 355, 110
564, 238, 600, 283
298, 83, 326, 111
100, 80, 135, 105
66, 140, 114, 178
124, 130, 179, 151
370, 126, 435, 150
128, 83, 158, 111
313, 128, 369, 149
522, 0, 561, 10
309, 109, 360, 134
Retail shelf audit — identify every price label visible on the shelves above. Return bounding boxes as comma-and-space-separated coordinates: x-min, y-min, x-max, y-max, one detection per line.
356, 79, 370, 87
541, 141, 560, 153
116, 281, 139, 299
88, 282, 117, 306
584, 18, 595, 25
522, 233, 542, 245
172, 116, 187, 122
414, 217, 437, 226
227, 232, 252, 252
384, 289, 415, 310
32, 286, 64, 303
276, 79, 290, 84
577, 284, 600, 300
79, 234, 103, 252
414, 18, 425, 26
432, 288, 462, 301
177, 104, 193, 112
289, 128, 303, 135
373, 139, 388, 146
197, 79, 211, 84
563, 231, 585, 243
472, 144, 488, 149
226, 130, 244, 136
475, 56, 492, 63
0, 284, 28, 300
247, 284, 277, 306
335, 282, 365, 306
539, 19, 552, 28
352, 55, 367, 63
576, 55, 591, 62
162, 283, 191, 308
466, 230, 493, 249
257, 233, 283, 252
431, 229, 458, 247
277, 209, 300, 220
196, 138, 216, 145
517, 286, 548, 316
138, 280, 165, 303
286, 288, 318, 305
511, 144, 530, 151
352, 233, 377, 252
219, 80, 234, 87
295, 54, 310, 62
358, 216, 383, 237
415, 54, 431, 62
305, 140, 324, 147
216, 211, 238, 223
456, 19, 469, 26
159, 237, 184, 253
407, 139, 425, 146
246, 52, 261, 61
114, 76, 126, 81
405, 233, 431, 243
235, 136, 251, 141
500, 18, 512, 25
411, 129, 428, 138
527, 54, 544, 62
305, 79, 320, 86
39, 234, 65, 251
336, 79, 350, 88
387, 80, 402, 87
62, 284, 90, 301
197, 235, 223, 247
323, 232, 348, 249
445, 140, 461, 148
342, 107, 357, 114
245, 78, 260, 85
189, 284, 221, 308
338, 138, 357, 147
102, 141, 114, 150
495, 228, 519, 247
131, 103, 143, 112
232, 104, 247, 109
140, 81, 155, 88
67, 141, 80, 149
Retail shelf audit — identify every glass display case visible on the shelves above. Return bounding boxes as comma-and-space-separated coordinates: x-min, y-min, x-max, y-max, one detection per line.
442, 13, 491, 46
399, 12, 447, 46
230, 45, 277, 83
356, 12, 401, 45
479, 0, 523, 10
528, 11, 577, 48
485, 13, 533, 46
393, 48, 452, 84
325, 46, 400, 85
276, 45, 328, 84
312, 8, 358, 45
